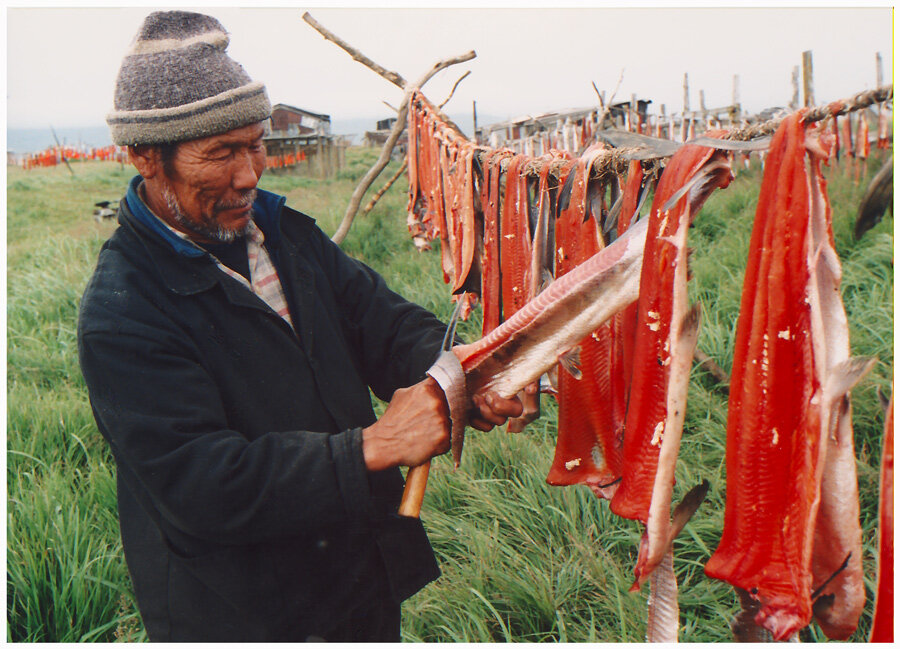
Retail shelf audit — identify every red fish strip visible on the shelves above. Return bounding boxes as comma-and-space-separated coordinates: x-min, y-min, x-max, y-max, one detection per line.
499, 154, 533, 322
546, 156, 624, 495
480, 150, 512, 336
609, 136, 733, 525
704, 114, 826, 640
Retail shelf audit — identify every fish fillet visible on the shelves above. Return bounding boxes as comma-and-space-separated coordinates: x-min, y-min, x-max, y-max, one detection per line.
546, 154, 624, 496
704, 112, 870, 641
608, 134, 733, 579
480, 150, 513, 336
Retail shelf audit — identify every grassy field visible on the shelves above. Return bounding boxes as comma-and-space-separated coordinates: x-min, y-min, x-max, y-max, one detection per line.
6, 145, 893, 642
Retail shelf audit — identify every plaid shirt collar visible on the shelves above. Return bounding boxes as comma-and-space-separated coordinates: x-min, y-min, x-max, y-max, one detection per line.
128, 178, 295, 331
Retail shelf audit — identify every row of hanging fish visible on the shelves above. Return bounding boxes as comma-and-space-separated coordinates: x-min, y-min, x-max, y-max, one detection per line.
405, 90, 892, 642
407, 90, 730, 641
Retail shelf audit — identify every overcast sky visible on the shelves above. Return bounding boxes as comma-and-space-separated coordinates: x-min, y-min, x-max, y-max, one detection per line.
5, 4, 895, 132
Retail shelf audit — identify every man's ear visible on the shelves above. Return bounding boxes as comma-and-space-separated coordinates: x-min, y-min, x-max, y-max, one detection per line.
128, 145, 161, 179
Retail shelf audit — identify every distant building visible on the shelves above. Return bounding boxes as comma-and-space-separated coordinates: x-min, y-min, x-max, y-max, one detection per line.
363, 116, 406, 156
263, 103, 342, 177
268, 103, 331, 136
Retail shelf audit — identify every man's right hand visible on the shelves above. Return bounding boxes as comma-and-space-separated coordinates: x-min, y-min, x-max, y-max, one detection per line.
361, 377, 450, 471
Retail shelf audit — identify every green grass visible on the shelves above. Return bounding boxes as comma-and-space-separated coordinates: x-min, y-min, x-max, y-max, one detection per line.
6, 145, 893, 642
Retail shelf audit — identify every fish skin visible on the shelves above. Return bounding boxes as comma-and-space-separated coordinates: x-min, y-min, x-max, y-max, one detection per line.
805, 130, 870, 640
642, 481, 709, 641
645, 550, 679, 642
631, 303, 703, 587
546, 154, 624, 495
870, 393, 894, 642
731, 588, 774, 642
609, 134, 734, 526
449, 143, 478, 294
450, 213, 648, 462
406, 95, 422, 235
703, 114, 869, 641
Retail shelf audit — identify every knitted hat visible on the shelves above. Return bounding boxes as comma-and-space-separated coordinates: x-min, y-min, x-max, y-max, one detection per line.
107, 11, 272, 146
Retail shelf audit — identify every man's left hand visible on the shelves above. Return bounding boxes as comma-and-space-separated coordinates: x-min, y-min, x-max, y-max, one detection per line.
468, 390, 524, 431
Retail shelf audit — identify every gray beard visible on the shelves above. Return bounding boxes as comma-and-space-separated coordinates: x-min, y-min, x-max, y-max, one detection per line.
163, 186, 256, 243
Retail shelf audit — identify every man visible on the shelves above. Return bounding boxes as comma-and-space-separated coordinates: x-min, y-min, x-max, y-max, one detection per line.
78, 11, 520, 642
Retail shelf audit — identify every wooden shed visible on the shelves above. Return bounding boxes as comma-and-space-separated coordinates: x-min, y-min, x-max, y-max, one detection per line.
269, 103, 332, 136
264, 103, 342, 177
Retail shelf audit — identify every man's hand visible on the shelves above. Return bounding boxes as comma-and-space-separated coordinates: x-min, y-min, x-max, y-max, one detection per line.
362, 379, 526, 472
362, 377, 450, 471
468, 389, 525, 432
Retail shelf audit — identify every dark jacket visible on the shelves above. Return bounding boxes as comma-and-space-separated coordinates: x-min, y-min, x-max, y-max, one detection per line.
77, 179, 444, 641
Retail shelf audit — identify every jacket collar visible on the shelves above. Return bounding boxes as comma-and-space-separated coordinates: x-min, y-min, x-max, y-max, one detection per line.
119, 175, 288, 296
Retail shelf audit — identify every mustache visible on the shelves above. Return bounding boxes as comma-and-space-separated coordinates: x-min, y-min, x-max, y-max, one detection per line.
215, 189, 257, 212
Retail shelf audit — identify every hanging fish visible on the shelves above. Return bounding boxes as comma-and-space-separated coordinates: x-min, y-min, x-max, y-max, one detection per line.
704, 113, 872, 641
608, 134, 734, 567
480, 149, 515, 336
546, 147, 625, 497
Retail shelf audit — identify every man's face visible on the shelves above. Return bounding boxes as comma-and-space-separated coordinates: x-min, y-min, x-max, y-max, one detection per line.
158, 122, 267, 243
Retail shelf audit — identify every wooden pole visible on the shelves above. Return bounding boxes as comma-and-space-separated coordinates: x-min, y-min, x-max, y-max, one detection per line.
802, 50, 815, 107
472, 100, 478, 144
682, 73, 690, 141
876, 52, 884, 87
700, 89, 707, 128
732, 74, 741, 125
791, 66, 800, 109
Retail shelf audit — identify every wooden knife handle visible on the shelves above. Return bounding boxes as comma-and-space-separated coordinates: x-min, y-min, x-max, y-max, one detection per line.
398, 461, 431, 518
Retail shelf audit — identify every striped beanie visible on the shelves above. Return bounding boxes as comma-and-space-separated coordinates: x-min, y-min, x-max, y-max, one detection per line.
107, 11, 271, 146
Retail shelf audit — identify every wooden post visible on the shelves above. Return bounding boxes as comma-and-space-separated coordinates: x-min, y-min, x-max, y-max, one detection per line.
316, 135, 325, 178
802, 50, 814, 107
631, 93, 637, 132
682, 73, 690, 142
328, 139, 336, 177
791, 66, 800, 109
732, 74, 741, 125
660, 103, 667, 139
876, 52, 884, 87
700, 89, 707, 128
472, 100, 478, 144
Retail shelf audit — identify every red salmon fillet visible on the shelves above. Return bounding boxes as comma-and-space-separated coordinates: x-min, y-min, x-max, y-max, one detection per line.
499, 155, 532, 321
609, 136, 732, 525
704, 113, 826, 641
546, 156, 624, 495
479, 150, 512, 336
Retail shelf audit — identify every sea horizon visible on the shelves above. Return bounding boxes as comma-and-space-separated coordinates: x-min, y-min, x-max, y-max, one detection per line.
7, 113, 487, 156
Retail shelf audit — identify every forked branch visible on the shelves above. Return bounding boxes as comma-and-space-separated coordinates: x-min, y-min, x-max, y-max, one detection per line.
303, 10, 476, 244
